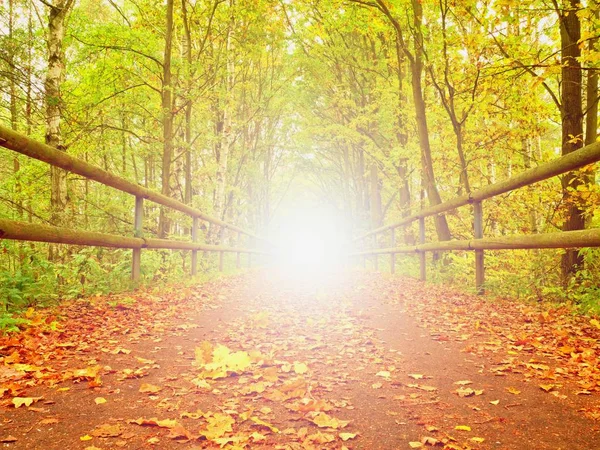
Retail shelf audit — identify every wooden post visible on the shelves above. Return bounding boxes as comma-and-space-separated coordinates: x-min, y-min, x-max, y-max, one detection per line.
419, 217, 426, 281
219, 227, 225, 272
248, 237, 253, 268
191, 217, 198, 276
390, 227, 396, 274
473, 201, 484, 294
236, 231, 241, 268
373, 233, 378, 271
132, 196, 143, 282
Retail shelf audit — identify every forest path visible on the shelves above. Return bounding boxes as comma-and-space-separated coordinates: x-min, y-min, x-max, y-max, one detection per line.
1, 271, 599, 449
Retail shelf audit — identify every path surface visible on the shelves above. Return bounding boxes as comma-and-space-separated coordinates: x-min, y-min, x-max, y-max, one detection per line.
1, 270, 599, 449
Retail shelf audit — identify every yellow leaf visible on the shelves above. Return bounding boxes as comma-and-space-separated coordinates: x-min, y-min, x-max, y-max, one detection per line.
507, 387, 521, 395
455, 425, 472, 431
471, 437, 485, 443
94, 397, 107, 405
539, 384, 555, 392
408, 374, 423, 380
409, 442, 423, 448
372, 382, 382, 389
250, 432, 266, 441
199, 413, 235, 440
136, 356, 156, 365
454, 380, 473, 385
339, 432, 358, 441
250, 416, 279, 433
490, 400, 500, 405
12, 397, 42, 408
311, 412, 349, 429
129, 417, 179, 428
139, 383, 162, 394
376, 371, 391, 378
293, 362, 308, 374
80, 435, 93, 441
590, 319, 600, 329
195, 341, 213, 366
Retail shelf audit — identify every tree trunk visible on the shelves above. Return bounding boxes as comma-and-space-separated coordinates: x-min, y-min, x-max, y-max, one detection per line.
584, 4, 598, 230
159, 0, 174, 238
557, 0, 585, 282
369, 164, 382, 228
182, 0, 193, 206
373, 0, 451, 241
45, 0, 73, 228
214, 1, 235, 223
408, 0, 451, 241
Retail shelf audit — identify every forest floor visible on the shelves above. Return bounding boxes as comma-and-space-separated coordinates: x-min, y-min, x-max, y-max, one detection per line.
1, 270, 600, 450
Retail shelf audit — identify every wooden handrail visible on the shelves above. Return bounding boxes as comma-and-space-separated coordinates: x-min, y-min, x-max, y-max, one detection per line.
350, 228, 600, 255
0, 125, 262, 240
356, 140, 600, 241
354, 138, 600, 294
0, 219, 268, 254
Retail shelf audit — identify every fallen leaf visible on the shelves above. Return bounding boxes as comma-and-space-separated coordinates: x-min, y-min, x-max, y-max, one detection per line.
455, 425, 472, 431
139, 383, 161, 394
80, 435, 93, 441
40, 418, 60, 425
310, 412, 349, 429
293, 362, 308, 374
409, 442, 423, 448
250, 416, 279, 433
94, 397, 107, 405
12, 397, 43, 408
0, 436, 17, 443
507, 387, 521, 395
339, 432, 358, 441
91, 423, 124, 438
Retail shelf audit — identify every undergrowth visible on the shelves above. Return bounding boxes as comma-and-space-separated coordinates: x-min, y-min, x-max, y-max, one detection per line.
376, 248, 600, 317
0, 241, 246, 332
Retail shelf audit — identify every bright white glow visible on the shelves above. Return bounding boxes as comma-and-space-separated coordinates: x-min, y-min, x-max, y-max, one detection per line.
270, 206, 350, 284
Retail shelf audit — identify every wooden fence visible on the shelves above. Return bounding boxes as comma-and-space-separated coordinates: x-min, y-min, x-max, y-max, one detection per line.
351, 140, 600, 294
0, 125, 269, 280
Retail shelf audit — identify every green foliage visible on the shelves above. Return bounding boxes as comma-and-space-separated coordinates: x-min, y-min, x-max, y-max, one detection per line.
0, 313, 30, 333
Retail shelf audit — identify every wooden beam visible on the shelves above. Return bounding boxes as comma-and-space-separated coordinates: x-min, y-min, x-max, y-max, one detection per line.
0, 125, 263, 240
0, 219, 268, 254
350, 227, 600, 256
356, 140, 600, 241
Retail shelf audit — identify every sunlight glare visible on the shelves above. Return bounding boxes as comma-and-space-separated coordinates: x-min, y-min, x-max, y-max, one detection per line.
271, 206, 350, 284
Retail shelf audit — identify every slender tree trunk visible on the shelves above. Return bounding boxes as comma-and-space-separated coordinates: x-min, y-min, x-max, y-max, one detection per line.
214, 1, 235, 223
182, 0, 193, 206
159, 0, 174, 238
408, 0, 451, 241
369, 164, 382, 228
45, 0, 74, 230
373, 0, 451, 241
584, 5, 598, 226
557, 0, 585, 282
8, 0, 23, 219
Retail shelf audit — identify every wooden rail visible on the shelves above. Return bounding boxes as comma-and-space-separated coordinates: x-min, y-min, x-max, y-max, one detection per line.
0, 126, 268, 279
353, 140, 600, 294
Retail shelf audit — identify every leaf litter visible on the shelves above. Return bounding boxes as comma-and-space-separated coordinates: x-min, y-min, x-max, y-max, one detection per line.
1, 272, 599, 449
